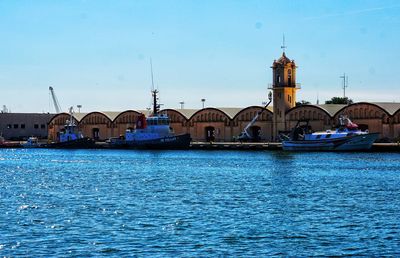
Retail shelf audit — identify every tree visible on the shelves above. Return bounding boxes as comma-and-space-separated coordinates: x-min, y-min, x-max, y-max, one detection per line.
295, 100, 311, 106
325, 97, 353, 105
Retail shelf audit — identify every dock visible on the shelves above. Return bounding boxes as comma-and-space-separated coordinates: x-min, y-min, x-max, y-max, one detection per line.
1, 141, 400, 152
189, 141, 281, 150
190, 142, 400, 152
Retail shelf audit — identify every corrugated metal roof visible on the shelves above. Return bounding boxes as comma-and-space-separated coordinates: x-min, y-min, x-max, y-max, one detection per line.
63, 102, 400, 123
71, 112, 87, 122
214, 108, 244, 119
371, 102, 400, 115
161, 109, 199, 120
316, 104, 346, 116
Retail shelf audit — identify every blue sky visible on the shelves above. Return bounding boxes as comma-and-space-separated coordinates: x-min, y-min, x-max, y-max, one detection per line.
1, 0, 399, 112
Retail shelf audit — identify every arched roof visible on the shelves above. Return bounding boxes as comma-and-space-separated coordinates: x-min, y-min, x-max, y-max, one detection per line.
112, 110, 142, 123
370, 102, 400, 116
48, 112, 74, 124
188, 107, 233, 121
232, 106, 273, 120
392, 107, 400, 117
333, 102, 391, 118
78, 112, 113, 124
286, 104, 333, 118
160, 109, 190, 121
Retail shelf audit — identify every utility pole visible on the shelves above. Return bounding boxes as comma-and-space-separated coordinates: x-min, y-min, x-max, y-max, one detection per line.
340, 73, 348, 98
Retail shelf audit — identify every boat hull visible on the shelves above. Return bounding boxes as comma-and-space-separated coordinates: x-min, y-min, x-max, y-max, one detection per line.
44, 137, 96, 149
282, 133, 379, 151
111, 133, 191, 149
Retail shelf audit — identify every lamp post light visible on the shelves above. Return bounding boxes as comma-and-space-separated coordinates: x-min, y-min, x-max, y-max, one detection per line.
77, 105, 82, 113
201, 98, 206, 109
179, 101, 185, 109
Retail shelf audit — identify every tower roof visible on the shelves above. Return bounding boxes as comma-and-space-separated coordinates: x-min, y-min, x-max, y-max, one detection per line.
275, 52, 293, 65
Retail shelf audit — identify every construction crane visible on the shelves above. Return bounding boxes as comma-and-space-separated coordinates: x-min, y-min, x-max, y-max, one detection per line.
49, 86, 62, 113
238, 91, 272, 142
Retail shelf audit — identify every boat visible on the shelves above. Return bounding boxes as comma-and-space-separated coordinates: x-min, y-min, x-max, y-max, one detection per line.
0, 135, 22, 148
22, 137, 41, 148
44, 107, 96, 149
281, 116, 379, 151
109, 90, 191, 149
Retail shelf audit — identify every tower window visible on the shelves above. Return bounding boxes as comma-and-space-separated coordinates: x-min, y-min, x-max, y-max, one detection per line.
276, 75, 280, 85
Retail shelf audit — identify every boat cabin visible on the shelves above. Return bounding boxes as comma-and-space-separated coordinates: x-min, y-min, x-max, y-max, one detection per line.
59, 122, 83, 142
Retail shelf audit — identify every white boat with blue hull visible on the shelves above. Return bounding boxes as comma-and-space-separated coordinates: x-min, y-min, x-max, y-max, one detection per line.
45, 107, 96, 149
22, 137, 41, 148
109, 90, 191, 149
281, 116, 379, 151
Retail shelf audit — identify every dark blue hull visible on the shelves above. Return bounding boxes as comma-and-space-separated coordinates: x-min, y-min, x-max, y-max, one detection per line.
44, 137, 96, 149
110, 133, 191, 150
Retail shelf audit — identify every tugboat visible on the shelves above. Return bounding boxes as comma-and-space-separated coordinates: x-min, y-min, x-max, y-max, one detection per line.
45, 107, 95, 149
22, 137, 41, 148
281, 115, 379, 151
109, 90, 191, 149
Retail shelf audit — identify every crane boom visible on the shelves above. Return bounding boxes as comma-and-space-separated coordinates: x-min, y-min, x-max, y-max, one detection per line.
238, 92, 272, 142
49, 86, 62, 113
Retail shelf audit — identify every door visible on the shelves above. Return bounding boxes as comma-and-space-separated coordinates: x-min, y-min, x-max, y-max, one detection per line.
92, 128, 100, 140
205, 126, 215, 142
250, 126, 261, 142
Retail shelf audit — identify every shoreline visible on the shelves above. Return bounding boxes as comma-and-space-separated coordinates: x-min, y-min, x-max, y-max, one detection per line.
1, 141, 400, 152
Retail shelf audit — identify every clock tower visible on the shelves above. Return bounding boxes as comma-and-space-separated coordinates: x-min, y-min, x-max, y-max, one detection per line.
271, 51, 299, 140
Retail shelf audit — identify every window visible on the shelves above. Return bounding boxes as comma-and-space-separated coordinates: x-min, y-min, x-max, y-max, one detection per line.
316, 135, 321, 139
34, 124, 39, 129
13, 124, 18, 129
21, 124, 25, 129
41, 124, 46, 129
325, 134, 331, 138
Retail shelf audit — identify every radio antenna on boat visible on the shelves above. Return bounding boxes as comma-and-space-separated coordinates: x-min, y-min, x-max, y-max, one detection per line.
150, 58, 155, 91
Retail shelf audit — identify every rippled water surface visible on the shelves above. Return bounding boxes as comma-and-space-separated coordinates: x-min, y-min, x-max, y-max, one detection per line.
0, 149, 400, 256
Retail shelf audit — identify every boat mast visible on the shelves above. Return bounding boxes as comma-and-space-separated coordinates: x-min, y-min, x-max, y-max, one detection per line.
150, 58, 159, 115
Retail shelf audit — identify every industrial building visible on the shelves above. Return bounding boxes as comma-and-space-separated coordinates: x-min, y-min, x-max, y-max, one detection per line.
0, 113, 54, 140
3, 51, 400, 142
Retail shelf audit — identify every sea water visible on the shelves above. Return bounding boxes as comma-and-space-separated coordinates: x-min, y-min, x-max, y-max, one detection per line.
0, 148, 399, 256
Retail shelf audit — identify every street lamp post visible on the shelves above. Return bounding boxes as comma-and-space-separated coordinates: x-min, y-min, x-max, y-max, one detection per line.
77, 105, 82, 113
179, 101, 185, 109
201, 98, 206, 109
